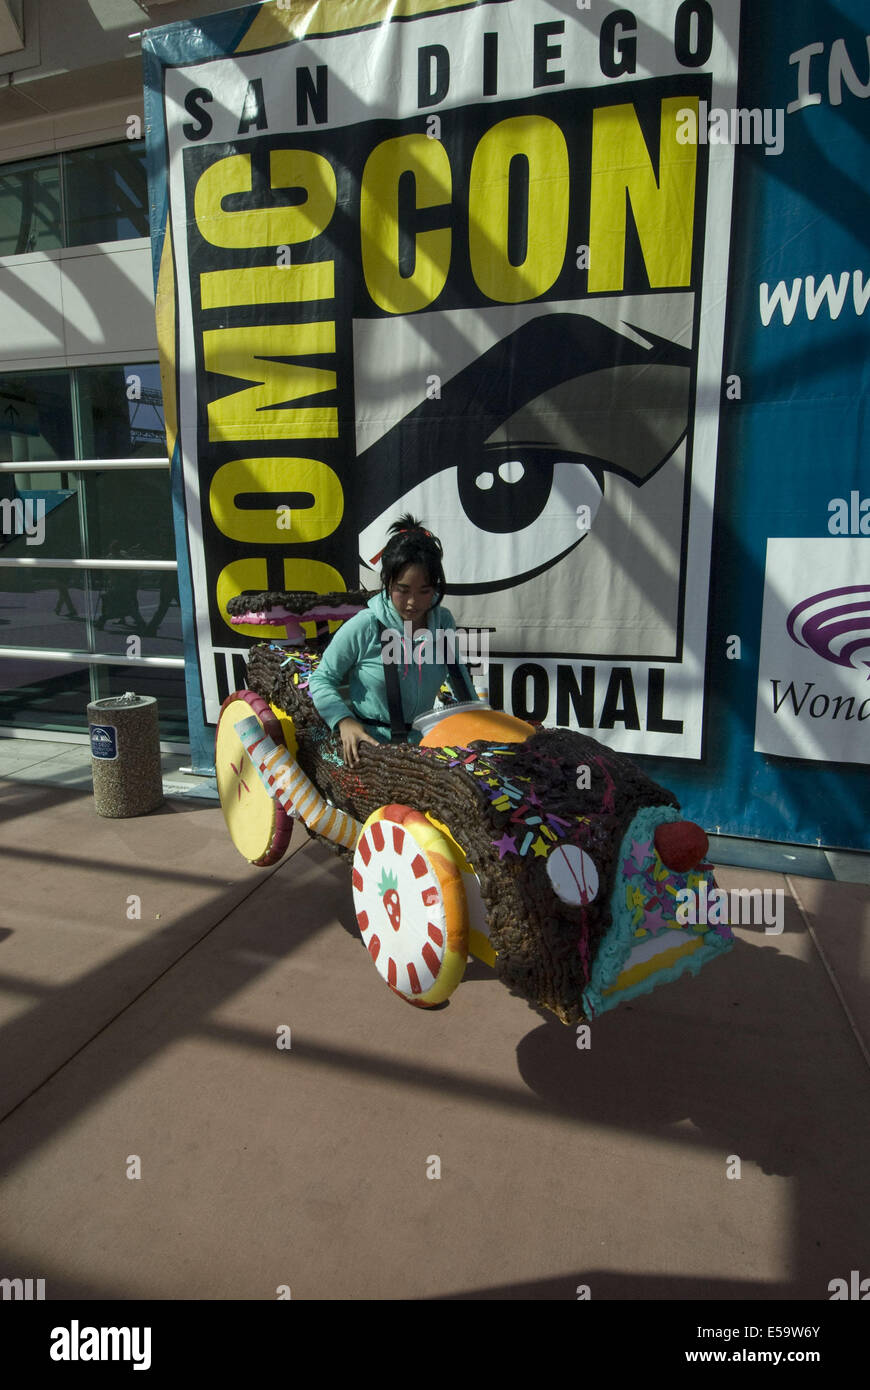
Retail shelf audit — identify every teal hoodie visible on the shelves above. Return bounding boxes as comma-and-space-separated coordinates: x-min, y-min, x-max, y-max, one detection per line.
307, 590, 476, 744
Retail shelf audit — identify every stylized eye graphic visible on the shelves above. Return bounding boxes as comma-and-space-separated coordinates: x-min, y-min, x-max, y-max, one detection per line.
359, 452, 602, 592
459, 446, 601, 534
354, 314, 691, 594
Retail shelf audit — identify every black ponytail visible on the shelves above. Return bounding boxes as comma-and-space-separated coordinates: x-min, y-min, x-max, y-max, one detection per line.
380, 515, 446, 604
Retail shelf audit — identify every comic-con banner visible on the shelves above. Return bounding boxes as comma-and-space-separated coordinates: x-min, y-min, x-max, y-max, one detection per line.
144, 0, 739, 755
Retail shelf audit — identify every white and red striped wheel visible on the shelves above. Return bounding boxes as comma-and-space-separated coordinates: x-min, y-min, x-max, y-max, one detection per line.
216, 690, 293, 866
352, 804, 468, 1008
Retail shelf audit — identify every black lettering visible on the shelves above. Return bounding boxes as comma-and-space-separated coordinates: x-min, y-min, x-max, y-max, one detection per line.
487, 662, 505, 712
506, 155, 530, 266
674, 0, 714, 68
238, 77, 268, 135
598, 668, 640, 729
831, 696, 855, 720
418, 44, 450, 107
533, 21, 566, 88
214, 652, 249, 703
296, 65, 328, 126
511, 663, 549, 722
214, 652, 230, 705
556, 665, 595, 727
397, 170, 418, 278
183, 88, 214, 141
482, 32, 498, 97
771, 680, 814, 715
646, 668, 683, 734
599, 10, 637, 79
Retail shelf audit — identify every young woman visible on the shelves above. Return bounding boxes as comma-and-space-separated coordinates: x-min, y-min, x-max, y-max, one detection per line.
308, 515, 475, 766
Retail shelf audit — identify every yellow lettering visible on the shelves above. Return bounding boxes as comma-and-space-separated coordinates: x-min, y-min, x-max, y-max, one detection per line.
468, 115, 569, 303
588, 97, 697, 292
209, 456, 343, 544
216, 557, 346, 639
216, 558, 283, 639
283, 560, 346, 641
360, 133, 451, 314
194, 149, 336, 248
204, 324, 336, 442
200, 262, 335, 308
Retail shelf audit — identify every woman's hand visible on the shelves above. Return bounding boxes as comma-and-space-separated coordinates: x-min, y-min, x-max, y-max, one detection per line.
338, 717, 378, 768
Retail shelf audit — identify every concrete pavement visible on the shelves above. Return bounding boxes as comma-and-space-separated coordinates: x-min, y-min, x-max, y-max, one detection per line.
0, 750, 868, 1300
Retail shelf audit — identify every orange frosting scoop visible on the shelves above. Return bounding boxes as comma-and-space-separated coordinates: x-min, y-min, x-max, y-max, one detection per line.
420, 707, 535, 748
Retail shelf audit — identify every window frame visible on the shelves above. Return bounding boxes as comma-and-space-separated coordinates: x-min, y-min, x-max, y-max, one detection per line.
0, 137, 149, 256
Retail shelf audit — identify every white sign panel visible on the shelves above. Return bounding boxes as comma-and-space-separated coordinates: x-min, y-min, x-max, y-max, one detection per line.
754, 538, 870, 765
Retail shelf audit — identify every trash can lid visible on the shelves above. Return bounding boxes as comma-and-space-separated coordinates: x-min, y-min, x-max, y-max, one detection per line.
89, 692, 153, 709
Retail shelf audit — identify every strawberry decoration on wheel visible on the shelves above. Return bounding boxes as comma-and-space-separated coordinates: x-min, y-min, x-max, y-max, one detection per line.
352, 804, 469, 1008
379, 869, 401, 930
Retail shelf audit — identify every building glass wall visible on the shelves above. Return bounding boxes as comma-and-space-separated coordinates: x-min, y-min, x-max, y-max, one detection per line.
0, 132, 187, 744
0, 365, 186, 741
0, 140, 148, 255
63, 142, 150, 246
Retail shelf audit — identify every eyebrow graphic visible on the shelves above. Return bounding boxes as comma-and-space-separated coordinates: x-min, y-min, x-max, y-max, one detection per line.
353, 312, 693, 531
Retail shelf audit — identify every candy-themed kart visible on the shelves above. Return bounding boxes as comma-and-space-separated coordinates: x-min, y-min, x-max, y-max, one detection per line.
216, 591, 732, 1024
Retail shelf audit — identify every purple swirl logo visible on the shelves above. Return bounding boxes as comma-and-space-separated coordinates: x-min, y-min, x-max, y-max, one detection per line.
786, 585, 870, 673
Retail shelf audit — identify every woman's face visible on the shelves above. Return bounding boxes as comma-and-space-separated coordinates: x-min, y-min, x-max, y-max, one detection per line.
390, 563, 435, 624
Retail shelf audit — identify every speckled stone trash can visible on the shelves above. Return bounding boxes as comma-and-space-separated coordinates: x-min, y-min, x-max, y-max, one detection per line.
87, 693, 164, 817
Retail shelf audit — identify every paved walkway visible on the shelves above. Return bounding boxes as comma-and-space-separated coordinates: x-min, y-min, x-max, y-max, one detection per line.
0, 741, 868, 1300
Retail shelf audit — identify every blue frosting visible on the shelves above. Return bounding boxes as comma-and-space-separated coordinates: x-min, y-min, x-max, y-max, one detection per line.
582, 805, 733, 1018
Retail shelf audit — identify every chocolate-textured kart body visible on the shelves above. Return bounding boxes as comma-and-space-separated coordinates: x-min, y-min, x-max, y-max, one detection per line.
217, 593, 732, 1024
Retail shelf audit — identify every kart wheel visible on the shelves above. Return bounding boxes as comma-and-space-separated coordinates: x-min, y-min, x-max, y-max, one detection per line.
352, 804, 468, 1008
216, 690, 293, 866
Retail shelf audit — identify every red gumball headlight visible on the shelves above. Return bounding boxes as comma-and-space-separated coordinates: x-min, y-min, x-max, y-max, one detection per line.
654, 819, 709, 873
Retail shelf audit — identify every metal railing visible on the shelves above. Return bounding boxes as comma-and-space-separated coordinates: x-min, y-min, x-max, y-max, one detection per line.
0, 558, 177, 569
0, 449, 181, 671
0, 646, 183, 668
0, 458, 169, 471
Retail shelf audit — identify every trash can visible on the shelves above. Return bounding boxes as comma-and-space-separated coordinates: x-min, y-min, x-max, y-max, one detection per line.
87, 692, 164, 817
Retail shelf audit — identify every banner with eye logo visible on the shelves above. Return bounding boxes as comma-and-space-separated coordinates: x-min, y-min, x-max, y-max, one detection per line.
143, 0, 740, 760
